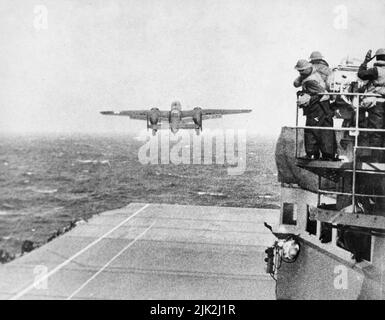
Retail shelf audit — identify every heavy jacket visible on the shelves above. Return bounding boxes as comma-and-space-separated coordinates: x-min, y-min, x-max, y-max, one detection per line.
311, 59, 332, 84
294, 66, 327, 91
358, 60, 385, 96
358, 60, 385, 153
297, 67, 331, 117
295, 67, 336, 158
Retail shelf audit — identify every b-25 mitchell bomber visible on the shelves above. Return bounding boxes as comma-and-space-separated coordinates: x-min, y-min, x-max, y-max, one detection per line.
100, 101, 252, 135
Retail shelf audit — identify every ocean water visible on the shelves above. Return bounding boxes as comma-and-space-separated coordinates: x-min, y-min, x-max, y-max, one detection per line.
0, 133, 279, 257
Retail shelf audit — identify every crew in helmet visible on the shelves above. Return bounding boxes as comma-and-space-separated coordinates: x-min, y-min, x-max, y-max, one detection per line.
309, 51, 332, 84
357, 48, 385, 162
294, 59, 337, 160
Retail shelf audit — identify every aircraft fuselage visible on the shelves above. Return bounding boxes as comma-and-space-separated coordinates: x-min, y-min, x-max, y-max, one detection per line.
169, 101, 182, 134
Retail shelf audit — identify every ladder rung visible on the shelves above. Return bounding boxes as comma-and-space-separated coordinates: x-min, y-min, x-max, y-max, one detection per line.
318, 189, 385, 198
344, 170, 385, 175
294, 126, 385, 132
355, 146, 385, 151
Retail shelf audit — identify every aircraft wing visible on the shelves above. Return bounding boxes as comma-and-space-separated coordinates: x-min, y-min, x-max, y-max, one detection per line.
201, 109, 252, 116
181, 109, 251, 118
181, 114, 222, 124
202, 114, 223, 120
100, 110, 170, 120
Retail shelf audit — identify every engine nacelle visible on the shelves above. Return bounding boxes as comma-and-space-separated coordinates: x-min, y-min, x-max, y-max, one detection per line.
192, 107, 203, 129
149, 108, 161, 125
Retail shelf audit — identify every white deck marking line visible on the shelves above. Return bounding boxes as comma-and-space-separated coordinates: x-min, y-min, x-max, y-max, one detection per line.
10, 203, 150, 300
66, 221, 156, 300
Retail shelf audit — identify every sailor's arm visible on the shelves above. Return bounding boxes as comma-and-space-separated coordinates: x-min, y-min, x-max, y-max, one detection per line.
357, 63, 378, 81
293, 76, 303, 88
302, 80, 324, 104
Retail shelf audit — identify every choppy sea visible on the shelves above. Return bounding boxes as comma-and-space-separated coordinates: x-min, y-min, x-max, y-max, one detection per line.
0, 133, 279, 257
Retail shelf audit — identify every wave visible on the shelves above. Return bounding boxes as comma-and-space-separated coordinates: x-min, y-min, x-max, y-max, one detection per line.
76, 159, 111, 166
0, 203, 15, 210
155, 172, 191, 179
197, 191, 227, 197
27, 187, 58, 194
255, 194, 274, 199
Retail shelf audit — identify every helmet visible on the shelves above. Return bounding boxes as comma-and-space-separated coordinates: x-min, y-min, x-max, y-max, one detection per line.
375, 48, 385, 56
309, 51, 324, 61
295, 59, 312, 71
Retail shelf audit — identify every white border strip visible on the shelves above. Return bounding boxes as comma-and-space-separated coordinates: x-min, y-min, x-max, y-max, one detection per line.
67, 221, 155, 299
10, 203, 150, 300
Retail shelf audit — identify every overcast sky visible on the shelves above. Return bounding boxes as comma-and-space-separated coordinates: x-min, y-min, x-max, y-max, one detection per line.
1, 0, 385, 137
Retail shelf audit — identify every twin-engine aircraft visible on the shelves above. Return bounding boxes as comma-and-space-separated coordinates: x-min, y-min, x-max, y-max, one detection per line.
101, 101, 252, 135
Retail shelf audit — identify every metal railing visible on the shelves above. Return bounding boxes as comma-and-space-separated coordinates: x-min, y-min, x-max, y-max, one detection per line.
294, 92, 384, 214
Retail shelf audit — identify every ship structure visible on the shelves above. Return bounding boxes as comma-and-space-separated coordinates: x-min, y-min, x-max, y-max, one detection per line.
272, 58, 385, 299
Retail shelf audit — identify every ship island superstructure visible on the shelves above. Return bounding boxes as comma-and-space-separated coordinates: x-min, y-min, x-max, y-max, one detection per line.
272, 58, 385, 299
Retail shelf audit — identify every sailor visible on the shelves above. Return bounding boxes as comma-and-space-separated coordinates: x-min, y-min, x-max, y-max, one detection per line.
357, 48, 385, 162
309, 51, 332, 84
309, 51, 343, 120
294, 59, 337, 160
